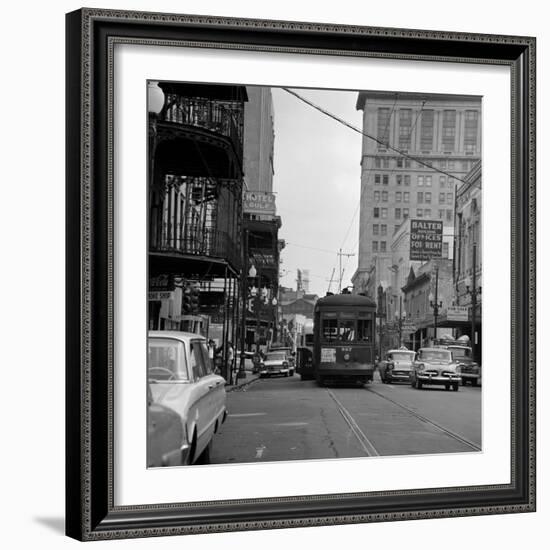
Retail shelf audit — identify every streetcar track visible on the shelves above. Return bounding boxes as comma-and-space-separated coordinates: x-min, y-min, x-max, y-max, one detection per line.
365, 385, 482, 452
325, 388, 379, 457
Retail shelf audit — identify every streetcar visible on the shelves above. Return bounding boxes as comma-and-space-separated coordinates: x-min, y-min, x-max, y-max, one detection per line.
296, 319, 314, 380
312, 293, 377, 386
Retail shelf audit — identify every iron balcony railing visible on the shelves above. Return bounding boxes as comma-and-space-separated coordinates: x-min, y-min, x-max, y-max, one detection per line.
151, 226, 241, 271
161, 94, 244, 161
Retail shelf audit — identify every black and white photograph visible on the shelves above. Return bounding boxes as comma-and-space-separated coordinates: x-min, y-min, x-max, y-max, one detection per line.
146, 82, 483, 468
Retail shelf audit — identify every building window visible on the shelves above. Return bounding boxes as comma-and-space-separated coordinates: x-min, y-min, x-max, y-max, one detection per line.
382, 174, 389, 185
425, 175, 432, 187
425, 192, 432, 203
395, 225, 400, 233
443, 242, 449, 258
373, 241, 378, 252
417, 192, 424, 203
395, 208, 401, 219
383, 158, 390, 168
405, 159, 411, 168
382, 191, 388, 202
464, 110, 479, 152
439, 192, 445, 204
373, 224, 379, 235
442, 110, 457, 150
404, 192, 410, 203
374, 191, 380, 201
448, 160, 455, 170
420, 109, 434, 151
416, 209, 423, 217
381, 224, 387, 236
403, 208, 409, 219
404, 175, 411, 186
374, 174, 381, 185
424, 208, 431, 218
438, 209, 445, 219
418, 175, 424, 186
377, 108, 391, 145
397, 158, 403, 168
396, 191, 402, 202
440, 176, 446, 187
446, 209, 453, 221
447, 193, 453, 204
396, 175, 402, 185
375, 158, 381, 168
380, 241, 387, 252
398, 109, 412, 149
381, 208, 388, 219
461, 161, 469, 171
440, 159, 447, 169
374, 207, 379, 218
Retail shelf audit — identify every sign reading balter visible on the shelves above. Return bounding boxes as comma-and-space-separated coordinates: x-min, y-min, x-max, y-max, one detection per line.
410, 219, 443, 261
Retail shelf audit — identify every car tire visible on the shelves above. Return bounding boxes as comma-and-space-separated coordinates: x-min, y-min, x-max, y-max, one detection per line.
452, 383, 459, 392
197, 439, 212, 465
461, 378, 468, 386
411, 377, 417, 388
471, 379, 478, 387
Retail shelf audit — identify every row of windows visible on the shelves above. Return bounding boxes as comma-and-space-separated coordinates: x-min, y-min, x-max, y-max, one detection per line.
376, 108, 479, 152
374, 173, 455, 188
374, 157, 475, 171
373, 208, 453, 221
373, 191, 454, 204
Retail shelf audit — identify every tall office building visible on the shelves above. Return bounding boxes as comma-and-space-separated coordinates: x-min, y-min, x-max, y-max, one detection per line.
352, 91, 481, 297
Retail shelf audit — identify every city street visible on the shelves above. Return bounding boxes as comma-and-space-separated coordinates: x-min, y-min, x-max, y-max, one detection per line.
211, 372, 481, 464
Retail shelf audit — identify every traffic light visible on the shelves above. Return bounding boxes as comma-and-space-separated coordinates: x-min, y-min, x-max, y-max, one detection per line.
190, 284, 200, 313
182, 285, 193, 314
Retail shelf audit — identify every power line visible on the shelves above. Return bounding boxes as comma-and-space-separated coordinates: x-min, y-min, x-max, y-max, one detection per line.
283, 88, 470, 186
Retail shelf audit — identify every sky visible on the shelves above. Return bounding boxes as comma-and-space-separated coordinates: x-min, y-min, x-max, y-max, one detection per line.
271, 87, 364, 297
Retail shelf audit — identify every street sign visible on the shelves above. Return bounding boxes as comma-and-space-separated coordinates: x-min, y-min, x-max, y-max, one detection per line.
447, 306, 469, 321
410, 219, 443, 261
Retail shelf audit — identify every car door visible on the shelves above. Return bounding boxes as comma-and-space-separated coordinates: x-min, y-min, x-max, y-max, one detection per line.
188, 340, 212, 456
198, 340, 225, 425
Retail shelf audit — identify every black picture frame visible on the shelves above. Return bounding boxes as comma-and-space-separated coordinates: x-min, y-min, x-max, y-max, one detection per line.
66, 8, 536, 541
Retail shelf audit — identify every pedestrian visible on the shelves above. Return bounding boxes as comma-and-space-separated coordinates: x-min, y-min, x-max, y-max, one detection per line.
227, 342, 235, 379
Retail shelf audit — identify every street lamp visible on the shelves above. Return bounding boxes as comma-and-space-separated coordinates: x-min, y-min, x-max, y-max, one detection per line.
429, 265, 443, 340
377, 281, 387, 359
238, 262, 260, 381
464, 242, 482, 363
394, 296, 406, 346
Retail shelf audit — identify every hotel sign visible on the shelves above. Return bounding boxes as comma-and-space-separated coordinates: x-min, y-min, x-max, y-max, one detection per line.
447, 306, 469, 322
243, 191, 276, 215
410, 219, 443, 261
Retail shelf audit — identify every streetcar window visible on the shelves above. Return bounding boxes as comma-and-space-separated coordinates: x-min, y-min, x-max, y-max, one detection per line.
357, 319, 373, 341
338, 320, 356, 341
322, 318, 338, 341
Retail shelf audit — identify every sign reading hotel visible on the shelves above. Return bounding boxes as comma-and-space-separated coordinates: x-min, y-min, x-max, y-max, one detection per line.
243, 191, 276, 215
410, 219, 443, 261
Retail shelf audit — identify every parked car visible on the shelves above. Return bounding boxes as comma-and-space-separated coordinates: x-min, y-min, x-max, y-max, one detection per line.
259, 350, 293, 377
446, 344, 481, 386
378, 349, 416, 384
148, 331, 227, 466
410, 347, 462, 391
147, 385, 185, 467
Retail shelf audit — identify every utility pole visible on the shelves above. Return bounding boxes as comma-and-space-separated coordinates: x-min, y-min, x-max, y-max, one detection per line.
338, 249, 355, 293
471, 242, 477, 363
326, 267, 336, 294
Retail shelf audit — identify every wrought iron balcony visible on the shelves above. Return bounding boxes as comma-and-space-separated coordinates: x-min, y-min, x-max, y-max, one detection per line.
160, 94, 244, 162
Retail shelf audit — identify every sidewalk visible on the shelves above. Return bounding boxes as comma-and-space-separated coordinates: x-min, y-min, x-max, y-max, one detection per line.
225, 369, 261, 392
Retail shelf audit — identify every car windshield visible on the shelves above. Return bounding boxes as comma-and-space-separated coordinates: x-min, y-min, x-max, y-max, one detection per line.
449, 347, 471, 359
148, 338, 189, 381
266, 352, 286, 361
419, 350, 452, 362
390, 352, 415, 361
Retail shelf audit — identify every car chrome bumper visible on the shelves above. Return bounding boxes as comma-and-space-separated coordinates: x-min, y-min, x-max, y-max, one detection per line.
161, 442, 190, 467
418, 374, 461, 384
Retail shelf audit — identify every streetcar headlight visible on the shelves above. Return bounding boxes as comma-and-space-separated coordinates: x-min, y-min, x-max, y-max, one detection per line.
282, 361, 288, 367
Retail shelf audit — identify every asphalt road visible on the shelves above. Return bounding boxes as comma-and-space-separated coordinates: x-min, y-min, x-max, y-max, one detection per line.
210, 372, 481, 465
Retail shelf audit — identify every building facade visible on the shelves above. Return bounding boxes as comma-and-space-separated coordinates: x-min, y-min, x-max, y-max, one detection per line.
352, 91, 481, 300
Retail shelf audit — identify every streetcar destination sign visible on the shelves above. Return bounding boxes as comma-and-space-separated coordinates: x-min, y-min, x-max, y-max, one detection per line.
410, 219, 443, 261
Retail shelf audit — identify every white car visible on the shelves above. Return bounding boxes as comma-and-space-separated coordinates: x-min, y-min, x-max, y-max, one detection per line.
148, 331, 227, 467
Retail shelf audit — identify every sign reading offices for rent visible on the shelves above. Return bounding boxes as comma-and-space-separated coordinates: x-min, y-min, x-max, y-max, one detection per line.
410, 219, 443, 261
